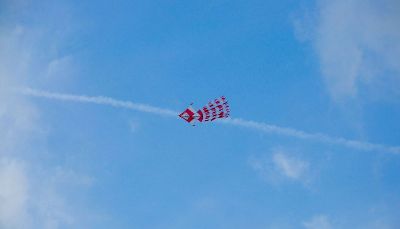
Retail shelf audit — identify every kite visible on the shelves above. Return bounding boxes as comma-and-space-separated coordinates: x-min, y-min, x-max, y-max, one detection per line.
179, 96, 230, 126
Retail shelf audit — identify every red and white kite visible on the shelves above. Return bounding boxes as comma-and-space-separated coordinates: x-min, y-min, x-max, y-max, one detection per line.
179, 96, 230, 125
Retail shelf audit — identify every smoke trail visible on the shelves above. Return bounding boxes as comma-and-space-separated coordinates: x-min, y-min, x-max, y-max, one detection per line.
21, 87, 178, 117
21, 87, 400, 154
221, 118, 400, 154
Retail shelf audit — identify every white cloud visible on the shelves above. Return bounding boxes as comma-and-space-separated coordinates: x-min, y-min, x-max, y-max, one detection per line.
273, 152, 309, 180
128, 119, 140, 133
0, 160, 82, 229
0, 159, 29, 229
302, 213, 400, 229
0, 159, 95, 229
31, 167, 94, 229
303, 215, 333, 229
0, 2, 98, 228
249, 149, 310, 185
0, 23, 39, 229
45, 55, 75, 83
0, 26, 42, 156
298, 0, 400, 100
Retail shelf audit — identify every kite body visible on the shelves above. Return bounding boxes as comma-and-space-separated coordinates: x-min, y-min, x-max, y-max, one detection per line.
179, 96, 230, 125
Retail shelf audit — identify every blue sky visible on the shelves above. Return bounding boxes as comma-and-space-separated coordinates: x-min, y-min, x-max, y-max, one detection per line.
1, 0, 400, 228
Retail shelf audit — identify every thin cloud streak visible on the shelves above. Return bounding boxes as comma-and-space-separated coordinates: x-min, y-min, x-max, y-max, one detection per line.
21, 88, 400, 154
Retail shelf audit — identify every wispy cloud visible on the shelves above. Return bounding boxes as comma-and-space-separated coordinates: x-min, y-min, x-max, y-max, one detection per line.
0, 2, 100, 228
273, 152, 309, 180
303, 215, 333, 229
302, 212, 400, 229
0, 159, 29, 228
299, 0, 400, 100
0, 158, 96, 229
249, 149, 310, 185
21, 88, 400, 154
128, 119, 140, 133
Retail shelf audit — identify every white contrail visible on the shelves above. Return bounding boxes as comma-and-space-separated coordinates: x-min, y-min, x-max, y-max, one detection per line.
21, 87, 400, 154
